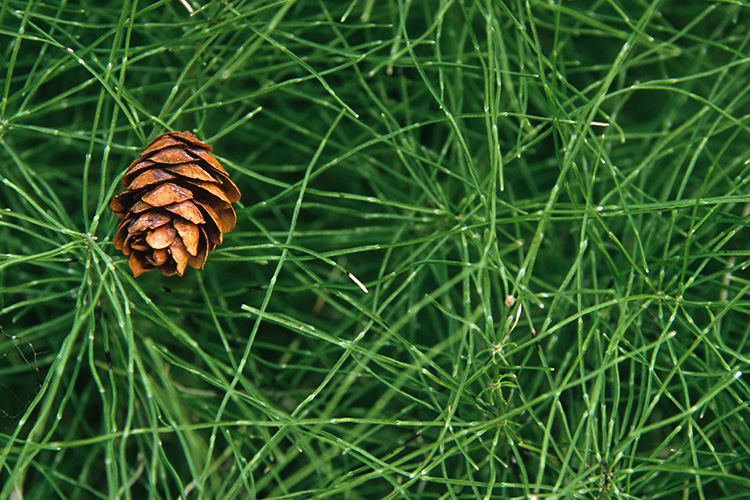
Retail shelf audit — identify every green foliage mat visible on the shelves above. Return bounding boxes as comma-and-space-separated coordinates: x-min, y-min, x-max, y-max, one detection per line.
2, 1, 750, 499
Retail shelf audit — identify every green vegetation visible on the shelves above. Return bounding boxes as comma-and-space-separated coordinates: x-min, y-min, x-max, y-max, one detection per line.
1, 1, 749, 498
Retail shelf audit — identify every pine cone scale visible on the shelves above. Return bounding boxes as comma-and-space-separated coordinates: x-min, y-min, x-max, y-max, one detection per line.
169, 237, 190, 275
130, 169, 177, 190
186, 180, 233, 204
165, 201, 205, 224
140, 182, 193, 207
145, 147, 199, 165
187, 233, 210, 268
143, 135, 189, 151
194, 200, 227, 244
190, 149, 230, 176
129, 212, 171, 232
164, 163, 217, 182
173, 219, 200, 255
218, 178, 241, 202
110, 131, 241, 277
146, 225, 177, 249
122, 161, 157, 183
151, 249, 169, 266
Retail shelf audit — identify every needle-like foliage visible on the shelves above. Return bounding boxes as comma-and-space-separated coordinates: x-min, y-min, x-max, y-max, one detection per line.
1, 1, 749, 499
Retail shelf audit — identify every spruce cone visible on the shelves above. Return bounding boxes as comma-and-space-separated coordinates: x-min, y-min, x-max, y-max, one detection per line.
110, 131, 241, 277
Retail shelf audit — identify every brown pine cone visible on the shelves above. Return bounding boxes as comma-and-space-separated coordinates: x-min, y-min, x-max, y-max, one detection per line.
110, 131, 241, 277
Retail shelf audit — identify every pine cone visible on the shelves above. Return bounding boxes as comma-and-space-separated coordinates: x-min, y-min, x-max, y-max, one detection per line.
110, 131, 241, 277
